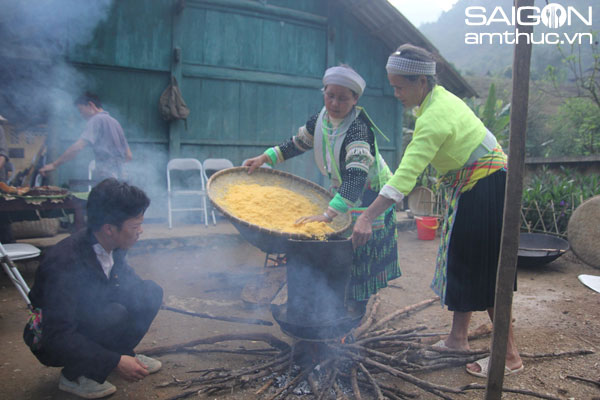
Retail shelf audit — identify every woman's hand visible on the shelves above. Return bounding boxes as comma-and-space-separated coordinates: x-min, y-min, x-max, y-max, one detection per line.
351, 195, 395, 248
351, 213, 373, 248
243, 154, 269, 174
295, 214, 331, 225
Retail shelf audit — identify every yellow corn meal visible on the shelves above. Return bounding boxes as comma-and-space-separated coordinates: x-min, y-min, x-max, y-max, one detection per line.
219, 183, 334, 238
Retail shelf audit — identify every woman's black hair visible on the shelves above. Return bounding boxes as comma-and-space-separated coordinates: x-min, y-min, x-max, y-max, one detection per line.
87, 178, 150, 231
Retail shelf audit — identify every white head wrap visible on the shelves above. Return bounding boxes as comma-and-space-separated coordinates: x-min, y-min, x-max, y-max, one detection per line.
322, 66, 366, 97
386, 51, 436, 76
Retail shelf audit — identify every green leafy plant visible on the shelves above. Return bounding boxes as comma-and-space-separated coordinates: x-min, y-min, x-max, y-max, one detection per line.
465, 83, 511, 147
545, 97, 600, 156
521, 166, 600, 236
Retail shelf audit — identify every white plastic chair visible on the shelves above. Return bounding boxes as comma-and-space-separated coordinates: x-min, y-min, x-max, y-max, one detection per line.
88, 160, 96, 192
167, 158, 212, 228
202, 159, 235, 224
1, 242, 41, 307
202, 158, 235, 181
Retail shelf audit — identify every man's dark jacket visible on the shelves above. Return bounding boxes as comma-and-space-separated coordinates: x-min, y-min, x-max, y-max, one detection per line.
25, 229, 157, 382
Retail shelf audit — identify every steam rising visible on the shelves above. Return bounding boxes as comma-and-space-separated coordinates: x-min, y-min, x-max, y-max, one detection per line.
0, 0, 113, 125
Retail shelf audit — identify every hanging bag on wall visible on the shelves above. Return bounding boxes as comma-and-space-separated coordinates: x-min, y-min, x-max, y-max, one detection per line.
159, 76, 190, 128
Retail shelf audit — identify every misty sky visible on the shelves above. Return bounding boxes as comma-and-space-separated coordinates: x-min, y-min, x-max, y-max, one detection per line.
388, 0, 459, 27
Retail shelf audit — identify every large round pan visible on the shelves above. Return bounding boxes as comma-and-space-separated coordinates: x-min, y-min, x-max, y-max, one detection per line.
206, 167, 352, 253
518, 232, 569, 268
271, 304, 362, 340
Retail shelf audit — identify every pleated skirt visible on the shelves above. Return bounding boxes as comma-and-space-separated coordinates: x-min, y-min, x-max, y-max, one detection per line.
445, 170, 515, 312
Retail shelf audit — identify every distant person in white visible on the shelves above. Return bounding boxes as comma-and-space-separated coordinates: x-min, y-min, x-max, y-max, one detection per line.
40, 92, 132, 181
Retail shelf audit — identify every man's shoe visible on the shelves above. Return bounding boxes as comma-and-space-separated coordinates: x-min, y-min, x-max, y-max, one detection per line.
135, 354, 162, 374
58, 373, 117, 399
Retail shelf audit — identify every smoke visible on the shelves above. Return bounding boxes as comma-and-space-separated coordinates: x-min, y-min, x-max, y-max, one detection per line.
123, 144, 170, 219
0, 0, 113, 126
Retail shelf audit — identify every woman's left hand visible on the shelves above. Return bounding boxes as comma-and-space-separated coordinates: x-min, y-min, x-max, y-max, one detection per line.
351, 213, 373, 248
295, 214, 330, 225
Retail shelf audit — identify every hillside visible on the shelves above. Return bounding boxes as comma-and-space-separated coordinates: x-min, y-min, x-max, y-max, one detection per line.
420, 0, 597, 77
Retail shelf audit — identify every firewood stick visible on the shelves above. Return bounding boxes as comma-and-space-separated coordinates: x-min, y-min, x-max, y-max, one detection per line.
241, 366, 282, 383
333, 380, 349, 400
428, 388, 455, 400
356, 332, 445, 346
343, 343, 397, 362
183, 347, 278, 356
565, 375, 600, 387
254, 378, 274, 395
265, 366, 311, 400
342, 371, 419, 399
161, 305, 273, 326
193, 359, 290, 394
358, 362, 385, 400
359, 293, 380, 325
316, 368, 334, 400
227, 353, 291, 381
381, 388, 408, 400
307, 372, 321, 398
359, 327, 395, 339
318, 366, 339, 400
405, 355, 488, 372
139, 333, 290, 355
360, 324, 429, 340
323, 370, 419, 399
353, 294, 381, 338
186, 366, 226, 375
351, 365, 362, 400
343, 351, 462, 394
368, 297, 439, 333
183, 352, 290, 388
461, 383, 562, 400
520, 349, 594, 358
164, 389, 200, 400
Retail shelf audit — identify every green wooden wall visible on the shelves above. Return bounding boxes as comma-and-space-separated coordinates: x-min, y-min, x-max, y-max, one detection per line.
56, 0, 403, 218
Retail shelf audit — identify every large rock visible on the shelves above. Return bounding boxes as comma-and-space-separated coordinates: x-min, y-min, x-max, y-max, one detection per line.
568, 195, 600, 269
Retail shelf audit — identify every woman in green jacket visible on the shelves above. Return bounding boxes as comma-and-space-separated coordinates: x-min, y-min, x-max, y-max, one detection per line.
351, 44, 522, 378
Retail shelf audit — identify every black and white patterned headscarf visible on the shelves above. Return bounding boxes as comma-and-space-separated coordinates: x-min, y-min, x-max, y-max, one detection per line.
386, 51, 436, 76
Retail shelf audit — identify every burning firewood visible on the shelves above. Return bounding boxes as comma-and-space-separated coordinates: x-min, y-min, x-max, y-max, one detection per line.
144, 299, 594, 400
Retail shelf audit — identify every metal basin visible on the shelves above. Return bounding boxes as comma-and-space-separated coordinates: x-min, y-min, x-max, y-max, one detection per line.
271, 303, 362, 340
518, 233, 569, 267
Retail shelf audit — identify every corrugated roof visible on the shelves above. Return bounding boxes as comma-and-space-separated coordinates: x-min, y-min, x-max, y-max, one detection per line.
336, 0, 478, 98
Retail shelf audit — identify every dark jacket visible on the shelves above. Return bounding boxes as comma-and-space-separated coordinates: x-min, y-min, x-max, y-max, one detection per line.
26, 229, 151, 381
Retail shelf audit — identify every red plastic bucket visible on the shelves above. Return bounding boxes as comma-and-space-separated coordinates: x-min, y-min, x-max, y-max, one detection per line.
415, 216, 439, 240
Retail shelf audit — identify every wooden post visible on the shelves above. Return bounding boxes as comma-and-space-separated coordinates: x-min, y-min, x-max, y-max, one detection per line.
485, 0, 533, 398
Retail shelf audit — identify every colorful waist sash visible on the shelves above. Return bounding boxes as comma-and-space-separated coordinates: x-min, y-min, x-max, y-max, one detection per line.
431, 146, 507, 304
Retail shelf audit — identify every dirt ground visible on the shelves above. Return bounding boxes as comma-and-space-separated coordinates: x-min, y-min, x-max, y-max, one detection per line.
1, 227, 599, 400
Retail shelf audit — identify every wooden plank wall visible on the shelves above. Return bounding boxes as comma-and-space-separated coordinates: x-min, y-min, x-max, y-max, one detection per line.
55, 0, 403, 218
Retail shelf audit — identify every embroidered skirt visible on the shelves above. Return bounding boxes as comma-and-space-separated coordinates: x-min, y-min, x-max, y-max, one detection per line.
349, 205, 401, 301
444, 170, 513, 311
